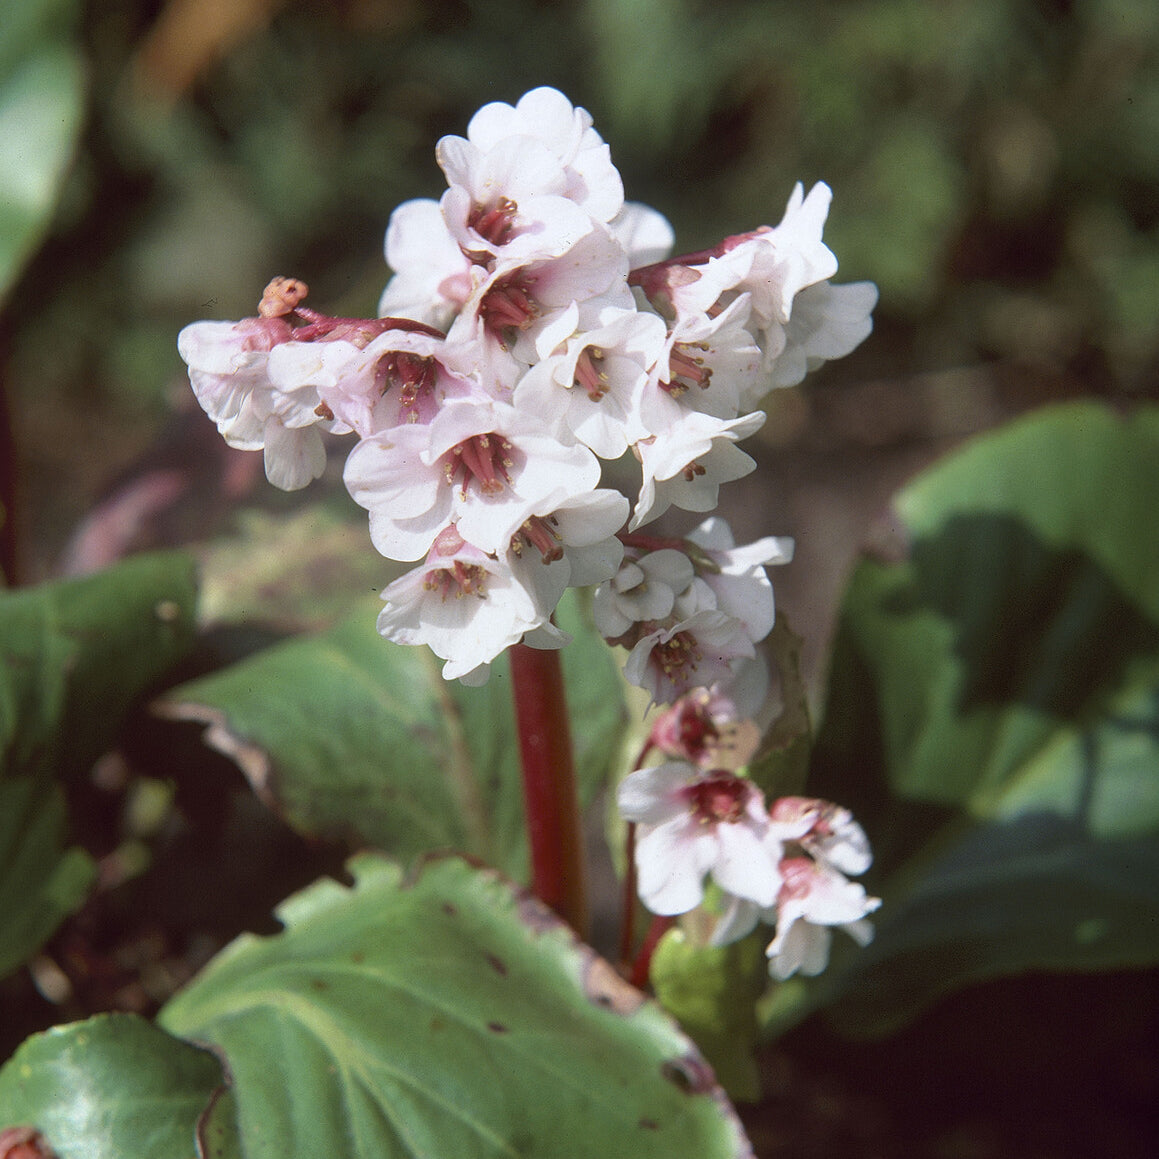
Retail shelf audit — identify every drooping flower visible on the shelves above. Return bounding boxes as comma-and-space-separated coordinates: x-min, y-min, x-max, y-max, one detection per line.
617, 763, 784, 915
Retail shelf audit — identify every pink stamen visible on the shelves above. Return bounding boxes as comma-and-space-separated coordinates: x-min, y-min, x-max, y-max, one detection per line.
512, 515, 563, 564
573, 347, 609, 400
445, 433, 515, 496
424, 559, 488, 600
663, 343, 711, 395
376, 351, 438, 420
680, 772, 747, 825
479, 273, 539, 338
469, 196, 519, 247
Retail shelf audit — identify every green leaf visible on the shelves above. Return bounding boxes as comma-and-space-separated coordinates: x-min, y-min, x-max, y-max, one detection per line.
159, 853, 753, 1158
158, 589, 625, 879
0, 552, 198, 977
0, 1013, 230, 1159
0, 0, 85, 304
0, 777, 94, 980
196, 506, 397, 633
798, 401, 1159, 1034
0, 551, 200, 784
650, 923, 768, 1103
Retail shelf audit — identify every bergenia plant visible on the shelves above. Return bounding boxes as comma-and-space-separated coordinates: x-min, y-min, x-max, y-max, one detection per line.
177, 85, 878, 965
0, 87, 887, 1158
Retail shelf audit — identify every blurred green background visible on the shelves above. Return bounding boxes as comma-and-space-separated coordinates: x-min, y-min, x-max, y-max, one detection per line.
2, 0, 1157, 575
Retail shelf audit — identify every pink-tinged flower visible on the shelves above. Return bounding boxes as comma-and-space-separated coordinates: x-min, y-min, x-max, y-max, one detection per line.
617, 763, 784, 915
448, 228, 632, 376
268, 329, 481, 437
375, 524, 547, 682
438, 134, 600, 266
685, 516, 794, 644
593, 548, 695, 639
515, 303, 664, 459
644, 295, 763, 422
769, 797, 873, 876
459, 87, 624, 223
623, 609, 755, 706
507, 487, 629, 619
764, 858, 880, 979
631, 409, 765, 529
343, 398, 602, 561
178, 317, 340, 491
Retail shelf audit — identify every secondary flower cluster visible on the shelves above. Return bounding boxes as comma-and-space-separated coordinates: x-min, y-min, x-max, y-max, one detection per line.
618, 763, 881, 979
177, 87, 875, 684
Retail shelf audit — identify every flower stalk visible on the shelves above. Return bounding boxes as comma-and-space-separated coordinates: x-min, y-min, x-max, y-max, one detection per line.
509, 643, 588, 936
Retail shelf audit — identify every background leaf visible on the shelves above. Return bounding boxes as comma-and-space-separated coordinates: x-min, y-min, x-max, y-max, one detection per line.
0, 1013, 229, 1159
0, 778, 93, 980
0, 0, 85, 304
0, 551, 198, 978
0, 551, 200, 784
785, 401, 1159, 1034
158, 589, 625, 879
160, 853, 754, 1158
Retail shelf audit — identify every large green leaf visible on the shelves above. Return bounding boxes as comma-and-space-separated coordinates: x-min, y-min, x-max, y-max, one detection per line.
160, 853, 753, 1158
0, 1013, 230, 1159
0, 0, 85, 303
793, 402, 1159, 1034
158, 589, 625, 879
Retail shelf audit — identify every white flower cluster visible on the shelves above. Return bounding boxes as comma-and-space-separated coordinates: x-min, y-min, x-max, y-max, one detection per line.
177, 88, 875, 686
618, 764, 881, 979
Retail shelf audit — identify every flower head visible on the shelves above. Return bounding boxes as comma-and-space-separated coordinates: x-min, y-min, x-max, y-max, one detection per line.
618, 763, 783, 915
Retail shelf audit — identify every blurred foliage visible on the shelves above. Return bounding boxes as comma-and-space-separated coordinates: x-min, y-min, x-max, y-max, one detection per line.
4, 0, 1156, 433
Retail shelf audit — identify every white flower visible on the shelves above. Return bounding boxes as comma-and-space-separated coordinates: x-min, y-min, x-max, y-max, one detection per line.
343, 398, 602, 561
375, 524, 548, 682
617, 763, 783, 915
764, 858, 880, 980
507, 488, 629, 617
593, 548, 695, 639
685, 516, 794, 644
631, 409, 765, 529
438, 134, 601, 266
268, 329, 480, 437
515, 303, 664, 459
623, 608, 755, 706
378, 198, 474, 329
769, 797, 873, 876
459, 87, 624, 223
645, 295, 763, 422
757, 279, 879, 391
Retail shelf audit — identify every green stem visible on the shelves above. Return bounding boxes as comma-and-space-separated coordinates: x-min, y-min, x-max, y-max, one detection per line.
509, 643, 588, 936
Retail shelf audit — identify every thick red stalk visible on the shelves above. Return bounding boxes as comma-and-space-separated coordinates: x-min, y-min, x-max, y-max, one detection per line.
509, 644, 588, 936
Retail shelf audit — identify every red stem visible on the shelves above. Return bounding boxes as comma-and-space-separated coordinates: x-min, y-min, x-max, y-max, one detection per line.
509, 644, 588, 936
